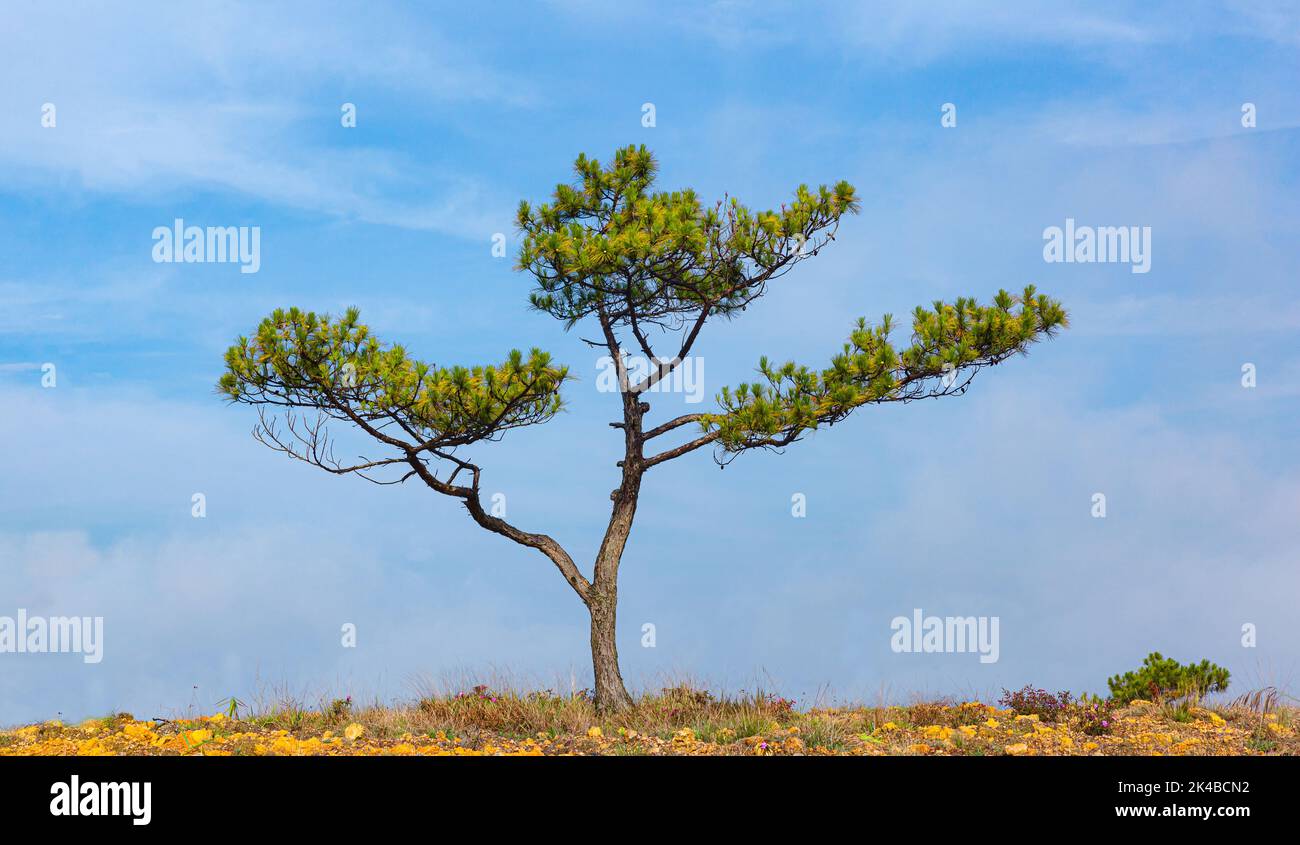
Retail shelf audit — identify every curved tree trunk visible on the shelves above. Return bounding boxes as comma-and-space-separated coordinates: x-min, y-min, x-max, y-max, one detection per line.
586, 361, 646, 712
589, 461, 640, 712
589, 591, 633, 711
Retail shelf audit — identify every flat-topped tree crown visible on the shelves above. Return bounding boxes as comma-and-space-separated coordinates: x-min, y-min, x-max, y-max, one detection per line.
517, 144, 859, 336
219, 306, 568, 474
219, 146, 1066, 713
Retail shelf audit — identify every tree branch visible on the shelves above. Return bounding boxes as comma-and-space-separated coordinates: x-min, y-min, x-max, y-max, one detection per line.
643, 413, 706, 441
402, 453, 592, 604
643, 431, 720, 468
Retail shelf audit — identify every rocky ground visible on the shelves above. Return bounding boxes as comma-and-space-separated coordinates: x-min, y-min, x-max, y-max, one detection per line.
2, 689, 1295, 755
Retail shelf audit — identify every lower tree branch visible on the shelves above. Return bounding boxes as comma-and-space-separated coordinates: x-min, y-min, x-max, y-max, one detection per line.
403, 454, 592, 605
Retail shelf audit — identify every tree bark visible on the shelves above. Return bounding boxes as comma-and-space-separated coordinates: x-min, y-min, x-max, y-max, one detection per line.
585, 343, 648, 712
588, 590, 633, 712
588, 443, 641, 712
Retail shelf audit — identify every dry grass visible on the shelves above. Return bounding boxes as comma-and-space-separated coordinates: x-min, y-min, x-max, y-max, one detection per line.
245, 683, 802, 746
5, 683, 1298, 756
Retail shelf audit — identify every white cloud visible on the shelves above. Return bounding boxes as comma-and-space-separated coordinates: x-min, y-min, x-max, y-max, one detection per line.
648, 373, 1300, 702
0, 383, 609, 723
0, 2, 532, 237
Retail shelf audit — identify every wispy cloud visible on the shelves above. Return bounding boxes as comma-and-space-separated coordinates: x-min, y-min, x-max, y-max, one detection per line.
0, 2, 534, 237
548, 0, 1300, 63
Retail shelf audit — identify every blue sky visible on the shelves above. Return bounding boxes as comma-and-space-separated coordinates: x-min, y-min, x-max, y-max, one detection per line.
2, 1, 1298, 723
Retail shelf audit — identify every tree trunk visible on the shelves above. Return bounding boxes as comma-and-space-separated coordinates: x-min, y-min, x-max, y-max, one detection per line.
589, 593, 633, 712
588, 479, 638, 713
587, 333, 647, 713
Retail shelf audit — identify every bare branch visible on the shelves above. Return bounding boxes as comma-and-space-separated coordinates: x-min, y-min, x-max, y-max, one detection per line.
643, 413, 706, 441
643, 431, 720, 469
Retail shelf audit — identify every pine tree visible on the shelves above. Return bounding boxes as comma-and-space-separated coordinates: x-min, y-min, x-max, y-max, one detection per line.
219, 145, 1067, 712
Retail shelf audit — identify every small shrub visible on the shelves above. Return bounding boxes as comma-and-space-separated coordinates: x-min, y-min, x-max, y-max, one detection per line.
640, 685, 714, 724
327, 696, 353, 720
659, 685, 714, 709
455, 684, 501, 702
998, 686, 1072, 722
757, 692, 795, 716
1107, 652, 1229, 705
909, 700, 983, 727
908, 701, 955, 727
1071, 697, 1118, 736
